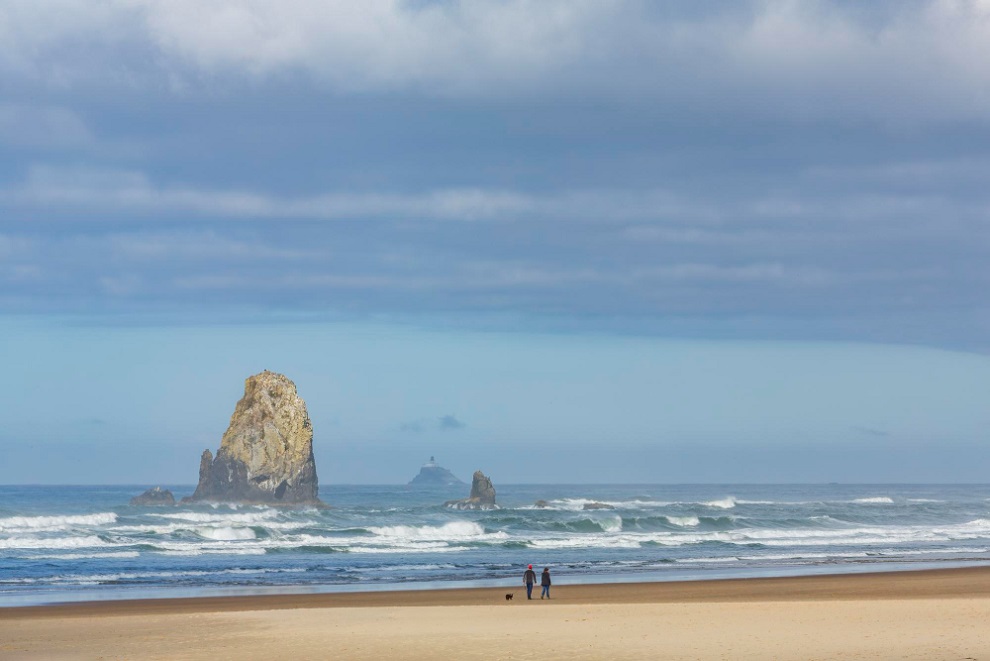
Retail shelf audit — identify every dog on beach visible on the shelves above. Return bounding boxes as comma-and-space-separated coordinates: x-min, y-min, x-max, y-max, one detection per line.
505, 593, 514, 601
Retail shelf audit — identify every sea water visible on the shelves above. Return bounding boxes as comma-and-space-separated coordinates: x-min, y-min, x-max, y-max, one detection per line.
2, 483, 990, 606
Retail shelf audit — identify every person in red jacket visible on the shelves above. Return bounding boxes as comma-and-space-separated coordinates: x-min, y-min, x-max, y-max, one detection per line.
523, 564, 537, 599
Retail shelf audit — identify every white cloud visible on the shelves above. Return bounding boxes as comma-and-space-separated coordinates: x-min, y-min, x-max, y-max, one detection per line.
5, 163, 987, 231
139, 0, 599, 92
1, 165, 540, 219
3, 1, 990, 119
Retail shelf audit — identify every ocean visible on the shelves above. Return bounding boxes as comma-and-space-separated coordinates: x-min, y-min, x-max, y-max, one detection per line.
2, 483, 990, 606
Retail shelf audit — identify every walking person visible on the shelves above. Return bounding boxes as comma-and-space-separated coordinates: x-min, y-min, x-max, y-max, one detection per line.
540, 567, 551, 599
523, 564, 537, 599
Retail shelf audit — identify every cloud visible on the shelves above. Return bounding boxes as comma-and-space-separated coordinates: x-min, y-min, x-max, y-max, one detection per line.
1, 150, 986, 349
4, 2, 990, 120
9, 163, 986, 228
0, 166, 537, 220
439, 415, 465, 431
0, 3, 987, 351
851, 426, 891, 438
400, 415, 466, 433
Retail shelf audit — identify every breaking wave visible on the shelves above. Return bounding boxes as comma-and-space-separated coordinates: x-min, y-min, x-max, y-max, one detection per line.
0, 535, 109, 550
5, 484, 990, 603
194, 526, 257, 541
0, 512, 118, 532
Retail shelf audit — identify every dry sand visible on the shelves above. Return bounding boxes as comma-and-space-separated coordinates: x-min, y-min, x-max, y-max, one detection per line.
2, 567, 990, 660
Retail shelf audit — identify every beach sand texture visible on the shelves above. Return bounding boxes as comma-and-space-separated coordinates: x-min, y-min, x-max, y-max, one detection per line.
2, 567, 989, 660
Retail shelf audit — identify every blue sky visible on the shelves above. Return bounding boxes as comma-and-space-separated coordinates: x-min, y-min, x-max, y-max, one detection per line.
1, 1, 988, 484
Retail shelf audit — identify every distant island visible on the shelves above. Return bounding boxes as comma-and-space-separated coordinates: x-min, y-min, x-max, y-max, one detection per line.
408, 457, 465, 486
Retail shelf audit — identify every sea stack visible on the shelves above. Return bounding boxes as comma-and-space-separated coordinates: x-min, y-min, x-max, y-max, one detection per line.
409, 457, 465, 486
185, 371, 322, 506
444, 470, 498, 509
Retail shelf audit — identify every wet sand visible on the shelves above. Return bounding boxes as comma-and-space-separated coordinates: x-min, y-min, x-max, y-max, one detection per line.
2, 566, 990, 659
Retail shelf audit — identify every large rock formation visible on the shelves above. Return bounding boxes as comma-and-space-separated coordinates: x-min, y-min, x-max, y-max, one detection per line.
129, 486, 175, 507
185, 371, 322, 506
445, 470, 498, 509
409, 457, 465, 486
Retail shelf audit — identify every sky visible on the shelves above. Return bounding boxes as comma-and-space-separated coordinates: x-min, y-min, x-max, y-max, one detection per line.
1, 0, 988, 485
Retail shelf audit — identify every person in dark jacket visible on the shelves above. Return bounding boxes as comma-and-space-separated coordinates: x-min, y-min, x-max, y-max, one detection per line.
540, 567, 551, 599
523, 564, 537, 599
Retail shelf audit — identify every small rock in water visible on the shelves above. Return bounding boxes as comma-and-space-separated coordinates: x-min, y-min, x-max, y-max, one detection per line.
130, 486, 175, 507
444, 470, 498, 509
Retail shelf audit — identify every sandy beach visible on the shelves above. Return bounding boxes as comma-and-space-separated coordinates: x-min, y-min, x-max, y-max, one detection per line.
2, 567, 989, 660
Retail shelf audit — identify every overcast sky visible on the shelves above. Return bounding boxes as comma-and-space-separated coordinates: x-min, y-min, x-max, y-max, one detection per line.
1, 1, 988, 485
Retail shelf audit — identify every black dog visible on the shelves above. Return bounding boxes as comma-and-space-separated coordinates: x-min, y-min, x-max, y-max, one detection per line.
505, 593, 514, 601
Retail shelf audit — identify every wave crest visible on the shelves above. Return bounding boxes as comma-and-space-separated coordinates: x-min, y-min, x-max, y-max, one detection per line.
0, 512, 118, 532
194, 526, 257, 541
368, 521, 488, 540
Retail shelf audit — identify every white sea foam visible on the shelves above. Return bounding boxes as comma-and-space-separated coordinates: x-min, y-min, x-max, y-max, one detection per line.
0, 535, 108, 549
355, 545, 472, 554
4, 566, 308, 586
528, 535, 641, 550
273, 534, 475, 553
852, 497, 895, 504
22, 551, 141, 560
0, 512, 117, 532
160, 548, 268, 556
141, 524, 499, 556
194, 526, 257, 541
378, 563, 457, 572
367, 521, 494, 540
111, 519, 309, 535
666, 516, 700, 527
677, 556, 740, 564
136, 509, 310, 534
499, 517, 990, 552
530, 498, 671, 511
737, 551, 873, 562
155, 510, 280, 524
704, 497, 736, 509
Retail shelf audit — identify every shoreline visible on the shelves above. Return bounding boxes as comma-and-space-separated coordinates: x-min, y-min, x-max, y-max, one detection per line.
5, 567, 990, 659
4, 564, 990, 619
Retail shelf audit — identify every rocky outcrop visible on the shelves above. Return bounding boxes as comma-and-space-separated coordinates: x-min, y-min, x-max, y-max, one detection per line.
129, 486, 175, 507
533, 500, 551, 508
184, 371, 322, 506
445, 470, 498, 509
409, 457, 465, 486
